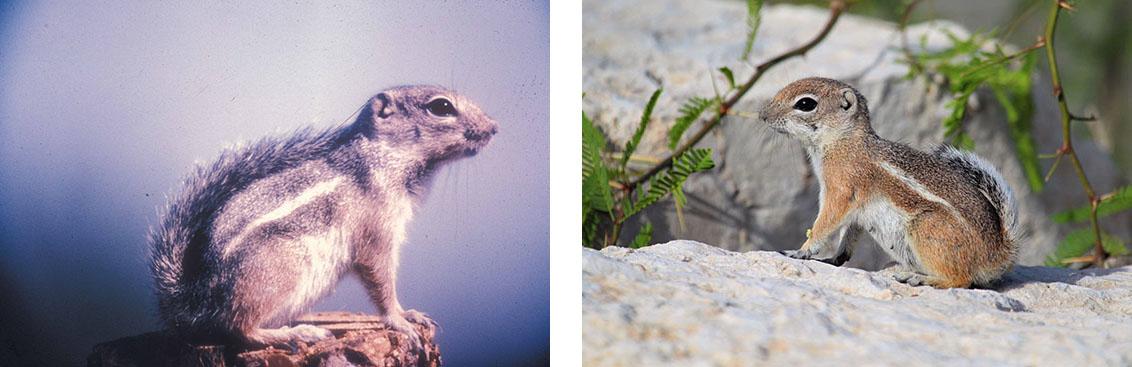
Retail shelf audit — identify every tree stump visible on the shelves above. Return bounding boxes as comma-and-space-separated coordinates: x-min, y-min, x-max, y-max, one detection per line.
87, 312, 441, 367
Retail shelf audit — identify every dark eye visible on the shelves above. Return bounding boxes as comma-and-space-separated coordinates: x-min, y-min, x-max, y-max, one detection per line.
425, 98, 458, 117
793, 97, 817, 112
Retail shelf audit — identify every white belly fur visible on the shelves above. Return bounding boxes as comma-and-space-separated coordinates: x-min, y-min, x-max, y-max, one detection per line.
271, 226, 351, 325
852, 197, 920, 270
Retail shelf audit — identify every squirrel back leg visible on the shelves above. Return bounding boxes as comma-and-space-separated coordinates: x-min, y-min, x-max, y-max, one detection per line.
227, 239, 336, 348
901, 211, 975, 288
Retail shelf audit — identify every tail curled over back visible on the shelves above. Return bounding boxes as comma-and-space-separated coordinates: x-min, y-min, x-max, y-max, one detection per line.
936, 146, 1021, 249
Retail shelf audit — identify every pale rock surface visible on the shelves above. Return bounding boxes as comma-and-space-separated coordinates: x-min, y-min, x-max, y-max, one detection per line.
583, 240, 1132, 366
583, 0, 1129, 267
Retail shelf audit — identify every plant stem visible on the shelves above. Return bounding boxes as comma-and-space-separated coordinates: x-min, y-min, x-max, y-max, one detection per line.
626, 0, 847, 190
1043, 0, 1106, 267
958, 38, 1046, 79
898, 0, 925, 74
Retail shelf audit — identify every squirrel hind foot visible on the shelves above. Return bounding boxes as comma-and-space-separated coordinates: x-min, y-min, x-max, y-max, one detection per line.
893, 272, 972, 289
243, 324, 335, 349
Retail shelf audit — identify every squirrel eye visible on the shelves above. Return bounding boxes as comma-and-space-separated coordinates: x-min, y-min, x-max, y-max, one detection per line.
425, 98, 458, 117
793, 97, 817, 112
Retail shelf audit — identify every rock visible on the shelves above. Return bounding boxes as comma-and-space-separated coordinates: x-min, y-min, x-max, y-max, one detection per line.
583, 0, 1130, 267
583, 240, 1132, 366
87, 312, 440, 367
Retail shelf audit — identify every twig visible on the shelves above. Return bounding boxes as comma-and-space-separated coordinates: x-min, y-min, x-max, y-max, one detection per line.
627, 0, 848, 189
1002, 0, 1044, 41
898, 0, 926, 73
1043, 151, 1063, 182
1043, 0, 1107, 267
1069, 112, 1096, 121
1060, 255, 1097, 265
958, 37, 1046, 79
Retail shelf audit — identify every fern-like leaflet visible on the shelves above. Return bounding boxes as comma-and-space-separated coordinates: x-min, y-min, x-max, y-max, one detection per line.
667, 97, 718, 150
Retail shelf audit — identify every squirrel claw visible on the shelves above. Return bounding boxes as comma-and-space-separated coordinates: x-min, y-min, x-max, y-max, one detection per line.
402, 309, 438, 328
781, 249, 814, 260
383, 313, 427, 352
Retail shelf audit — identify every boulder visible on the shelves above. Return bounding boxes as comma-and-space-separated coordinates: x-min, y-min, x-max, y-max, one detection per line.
583, 240, 1132, 365
583, 0, 1129, 267
87, 312, 440, 367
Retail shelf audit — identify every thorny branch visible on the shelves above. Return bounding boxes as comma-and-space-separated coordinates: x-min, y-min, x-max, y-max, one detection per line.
626, 0, 848, 190
1043, 0, 1108, 267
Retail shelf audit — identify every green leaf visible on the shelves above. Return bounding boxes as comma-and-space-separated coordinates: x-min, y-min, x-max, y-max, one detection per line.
622, 89, 662, 170
719, 67, 736, 90
630, 222, 653, 249
626, 148, 715, 218
1045, 228, 1126, 267
1052, 185, 1132, 223
913, 30, 1043, 164
941, 88, 976, 150
741, 0, 763, 61
1105, 236, 1129, 256
583, 111, 616, 247
582, 112, 614, 215
989, 52, 1043, 192
668, 97, 718, 150
583, 209, 600, 248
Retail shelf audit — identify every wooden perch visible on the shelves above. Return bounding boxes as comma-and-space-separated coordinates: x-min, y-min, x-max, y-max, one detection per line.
87, 312, 441, 367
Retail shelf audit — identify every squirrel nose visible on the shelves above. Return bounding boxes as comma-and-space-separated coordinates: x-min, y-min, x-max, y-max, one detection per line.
464, 125, 496, 141
464, 129, 484, 141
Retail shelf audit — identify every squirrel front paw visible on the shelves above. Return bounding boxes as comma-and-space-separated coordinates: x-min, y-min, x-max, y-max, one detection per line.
780, 248, 815, 260
401, 309, 437, 328
382, 311, 427, 352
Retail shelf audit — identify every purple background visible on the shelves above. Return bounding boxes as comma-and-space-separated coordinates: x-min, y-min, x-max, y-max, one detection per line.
0, 1, 549, 365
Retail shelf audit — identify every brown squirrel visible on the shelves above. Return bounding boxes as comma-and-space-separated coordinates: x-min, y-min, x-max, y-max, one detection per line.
758, 77, 1020, 288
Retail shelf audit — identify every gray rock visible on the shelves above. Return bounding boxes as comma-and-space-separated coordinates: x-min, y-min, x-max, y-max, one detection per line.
583, 240, 1132, 366
583, 0, 1129, 267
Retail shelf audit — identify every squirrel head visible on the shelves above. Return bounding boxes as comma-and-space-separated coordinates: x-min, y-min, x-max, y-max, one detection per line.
758, 77, 872, 147
357, 85, 498, 162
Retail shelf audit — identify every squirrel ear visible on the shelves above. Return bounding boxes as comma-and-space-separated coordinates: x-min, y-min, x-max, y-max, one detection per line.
839, 88, 857, 113
373, 92, 396, 119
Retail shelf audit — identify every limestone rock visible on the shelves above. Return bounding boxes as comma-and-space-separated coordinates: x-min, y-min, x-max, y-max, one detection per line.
583, 0, 1129, 267
87, 312, 440, 367
583, 240, 1132, 366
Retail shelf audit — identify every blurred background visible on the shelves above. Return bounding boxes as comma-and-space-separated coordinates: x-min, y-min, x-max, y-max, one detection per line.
785, 0, 1132, 179
0, 1, 548, 365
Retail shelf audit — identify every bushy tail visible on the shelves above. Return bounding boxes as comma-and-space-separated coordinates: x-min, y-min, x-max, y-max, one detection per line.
149, 203, 195, 328
150, 157, 233, 331
150, 125, 350, 332
936, 146, 1021, 248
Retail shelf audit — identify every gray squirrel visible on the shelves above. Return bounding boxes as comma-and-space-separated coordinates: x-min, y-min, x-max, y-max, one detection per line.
150, 85, 497, 348
759, 77, 1019, 288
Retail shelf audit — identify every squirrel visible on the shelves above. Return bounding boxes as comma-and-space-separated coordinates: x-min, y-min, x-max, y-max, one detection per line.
758, 77, 1020, 289
149, 85, 497, 349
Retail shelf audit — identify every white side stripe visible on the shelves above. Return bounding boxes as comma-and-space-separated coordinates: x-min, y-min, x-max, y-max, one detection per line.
877, 161, 957, 212
222, 177, 345, 257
